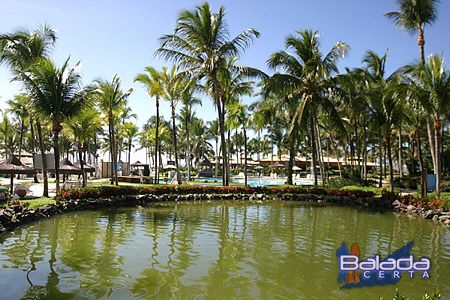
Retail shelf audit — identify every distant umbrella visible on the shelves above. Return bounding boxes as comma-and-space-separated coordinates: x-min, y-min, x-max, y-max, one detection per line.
292, 166, 301, 171
254, 165, 264, 170
0, 155, 36, 193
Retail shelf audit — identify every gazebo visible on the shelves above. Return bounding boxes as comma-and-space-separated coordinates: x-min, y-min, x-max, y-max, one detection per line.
0, 155, 36, 194
74, 160, 96, 173
50, 158, 82, 175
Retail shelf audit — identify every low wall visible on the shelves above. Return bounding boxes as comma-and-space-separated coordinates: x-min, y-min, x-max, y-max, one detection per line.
1, 192, 449, 235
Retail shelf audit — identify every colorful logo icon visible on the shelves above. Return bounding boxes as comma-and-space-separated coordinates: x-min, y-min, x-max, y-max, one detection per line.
337, 241, 430, 289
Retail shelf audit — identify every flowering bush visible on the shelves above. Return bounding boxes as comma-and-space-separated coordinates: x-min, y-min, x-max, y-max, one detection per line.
60, 185, 375, 200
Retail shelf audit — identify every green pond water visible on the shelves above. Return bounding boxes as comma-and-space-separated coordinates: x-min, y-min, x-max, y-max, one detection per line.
0, 201, 448, 300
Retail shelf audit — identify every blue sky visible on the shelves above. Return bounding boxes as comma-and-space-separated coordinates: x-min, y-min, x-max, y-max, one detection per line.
1, 0, 449, 129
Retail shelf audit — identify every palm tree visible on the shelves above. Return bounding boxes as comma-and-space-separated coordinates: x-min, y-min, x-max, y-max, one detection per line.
264, 29, 348, 186
64, 107, 100, 187
1, 25, 56, 195
95, 75, 132, 186
156, 2, 261, 186
160, 65, 186, 185
179, 80, 201, 181
385, 0, 440, 64
405, 55, 450, 197
17, 57, 90, 194
135, 67, 165, 183
228, 102, 250, 186
0, 24, 56, 71
6, 95, 30, 163
121, 122, 139, 174
207, 119, 220, 176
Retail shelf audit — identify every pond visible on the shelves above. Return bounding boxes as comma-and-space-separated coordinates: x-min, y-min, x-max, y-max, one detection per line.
0, 201, 448, 299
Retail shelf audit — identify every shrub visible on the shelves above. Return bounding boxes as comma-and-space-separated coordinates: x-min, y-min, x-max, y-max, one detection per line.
60, 185, 375, 200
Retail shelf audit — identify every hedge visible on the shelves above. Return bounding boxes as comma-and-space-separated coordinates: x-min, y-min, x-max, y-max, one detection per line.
60, 185, 375, 200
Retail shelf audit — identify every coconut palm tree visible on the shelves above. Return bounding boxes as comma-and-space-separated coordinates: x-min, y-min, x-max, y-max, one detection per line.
156, 2, 261, 186
179, 80, 201, 181
0, 24, 56, 71
64, 107, 101, 187
227, 102, 251, 186
17, 57, 90, 194
6, 95, 30, 163
385, 0, 440, 64
160, 65, 186, 185
207, 119, 220, 176
264, 29, 348, 186
121, 122, 139, 173
404, 55, 450, 197
135, 67, 165, 183
95, 75, 133, 186
1, 25, 56, 195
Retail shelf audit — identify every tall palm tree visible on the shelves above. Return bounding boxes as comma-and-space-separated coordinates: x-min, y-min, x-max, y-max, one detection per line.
179, 80, 201, 181
121, 122, 139, 173
135, 67, 165, 183
207, 119, 220, 176
64, 107, 100, 187
156, 2, 261, 186
1, 25, 56, 196
0, 24, 56, 71
227, 102, 250, 186
160, 65, 186, 185
264, 29, 348, 186
17, 57, 90, 194
385, 0, 440, 64
405, 55, 450, 197
95, 75, 132, 186
6, 95, 30, 163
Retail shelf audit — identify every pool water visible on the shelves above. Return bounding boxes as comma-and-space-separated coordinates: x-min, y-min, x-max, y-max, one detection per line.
0, 201, 448, 299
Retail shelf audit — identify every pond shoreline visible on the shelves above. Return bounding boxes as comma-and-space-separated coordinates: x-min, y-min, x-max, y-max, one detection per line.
1, 192, 449, 234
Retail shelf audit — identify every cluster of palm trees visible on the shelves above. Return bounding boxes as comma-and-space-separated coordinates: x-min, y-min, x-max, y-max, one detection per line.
0, 25, 137, 195
1, 1, 449, 198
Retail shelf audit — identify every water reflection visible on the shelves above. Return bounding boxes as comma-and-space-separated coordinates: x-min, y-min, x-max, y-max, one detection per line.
0, 201, 448, 299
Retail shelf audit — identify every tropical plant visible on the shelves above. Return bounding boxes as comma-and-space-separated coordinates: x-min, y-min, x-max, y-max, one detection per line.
135, 66, 165, 183
264, 29, 348, 186
17, 57, 90, 194
156, 2, 261, 185
95, 75, 132, 186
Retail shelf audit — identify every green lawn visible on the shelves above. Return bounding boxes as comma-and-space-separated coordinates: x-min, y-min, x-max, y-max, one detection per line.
339, 185, 401, 196
18, 197, 55, 209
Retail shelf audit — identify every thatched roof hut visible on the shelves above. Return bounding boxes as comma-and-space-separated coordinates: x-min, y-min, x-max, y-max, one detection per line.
0, 155, 36, 193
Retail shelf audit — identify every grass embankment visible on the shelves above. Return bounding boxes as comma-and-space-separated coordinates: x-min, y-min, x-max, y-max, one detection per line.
18, 197, 55, 209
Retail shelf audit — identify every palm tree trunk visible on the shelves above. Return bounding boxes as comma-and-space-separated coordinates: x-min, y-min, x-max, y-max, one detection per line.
128, 141, 132, 175
427, 120, 436, 172
434, 113, 441, 197
398, 127, 403, 179
36, 120, 48, 197
155, 96, 160, 184
171, 102, 181, 184
418, 24, 425, 65
52, 119, 61, 195
314, 117, 325, 185
217, 100, 228, 186
185, 114, 191, 181
243, 126, 248, 186
378, 128, 383, 188
386, 132, 394, 192
78, 143, 86, 187
29, 117, 39, 183
287, 134, 295, 185
215, 138, 219, 177
310, 114, 318, 187
416, 129, 427, 198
